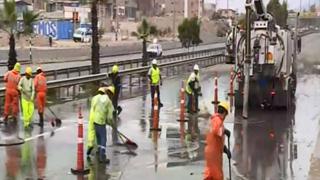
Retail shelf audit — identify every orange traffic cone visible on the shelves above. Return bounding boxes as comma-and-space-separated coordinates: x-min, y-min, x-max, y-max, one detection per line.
71, 106, 90, 175
150, 93, 161, 131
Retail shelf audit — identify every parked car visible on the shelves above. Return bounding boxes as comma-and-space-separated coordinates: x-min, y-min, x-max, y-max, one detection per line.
147, 43, 163, 57
73, 28, 92, 43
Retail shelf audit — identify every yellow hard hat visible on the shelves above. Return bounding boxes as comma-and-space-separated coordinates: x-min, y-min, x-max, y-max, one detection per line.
106, 86, 115, 95
218, 101, 230, 113
14, 63, 21, 72
112, 64, 119, 73
98, 87, 106, 93
25, 67, 32, 75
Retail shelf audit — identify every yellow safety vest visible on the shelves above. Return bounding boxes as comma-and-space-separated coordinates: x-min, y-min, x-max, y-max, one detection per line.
186, 72, 200, 94
91, 94, 114, 125
151, 67, 160, 85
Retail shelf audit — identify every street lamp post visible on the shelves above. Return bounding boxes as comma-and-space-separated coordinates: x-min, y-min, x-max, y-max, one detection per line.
243, 0, 252, 119
173, 0, 176, 40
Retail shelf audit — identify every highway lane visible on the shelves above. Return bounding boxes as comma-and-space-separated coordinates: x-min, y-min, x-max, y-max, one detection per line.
0, 43, 224, 76
0, 38, 225, 63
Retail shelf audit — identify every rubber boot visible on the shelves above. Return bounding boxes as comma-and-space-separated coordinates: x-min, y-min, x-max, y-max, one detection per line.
3, 115, 8, 125
39, 113, 44, 128
87, 146, 94, 156
99, 155, 110, 164
12, 116, 17, 124
86, 146, 94, 162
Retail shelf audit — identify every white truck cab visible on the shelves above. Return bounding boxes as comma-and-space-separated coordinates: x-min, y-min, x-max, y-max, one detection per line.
147, 39, 163, 57
73, 28, 92, 43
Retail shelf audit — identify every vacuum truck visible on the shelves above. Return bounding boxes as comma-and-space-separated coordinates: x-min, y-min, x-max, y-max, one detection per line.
226, 0, 300, 110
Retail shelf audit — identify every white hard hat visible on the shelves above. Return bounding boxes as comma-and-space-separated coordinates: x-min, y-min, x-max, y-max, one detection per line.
152, 59, 157, 65
153, 38, 158, 43
194, 64, 199, 71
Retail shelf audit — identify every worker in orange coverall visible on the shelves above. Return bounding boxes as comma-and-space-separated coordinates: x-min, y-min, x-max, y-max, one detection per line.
3, 63, 21, 123
34, 67, 47, 128
204, 101, 231, 180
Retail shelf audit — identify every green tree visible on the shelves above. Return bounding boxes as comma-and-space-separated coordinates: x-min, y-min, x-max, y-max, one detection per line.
189, 17, 202, 47
178, 17, 202, 50
310, 4, 316, 12
0, 0, 39, 70
267, 0, 288, 27
0, 0, 17, 70
79, 0, 88, 5
132, 19, 158, 66
280, 1, 288, 27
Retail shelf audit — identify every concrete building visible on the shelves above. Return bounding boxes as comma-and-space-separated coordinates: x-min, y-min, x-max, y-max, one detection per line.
217, 8, 236, 19
46, 0, 79, 12
136, 0, 153, 16
154, 0, 203, 18
33, 0, 45, 10
203, 2, 216, 17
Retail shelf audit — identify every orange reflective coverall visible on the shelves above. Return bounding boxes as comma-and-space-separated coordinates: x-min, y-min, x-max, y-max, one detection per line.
204, 114, 225, 180
3, 70, 21, 119
34, 72, 47, 114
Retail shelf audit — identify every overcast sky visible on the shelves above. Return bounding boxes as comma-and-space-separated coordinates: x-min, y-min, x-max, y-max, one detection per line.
205, 0, 315, 12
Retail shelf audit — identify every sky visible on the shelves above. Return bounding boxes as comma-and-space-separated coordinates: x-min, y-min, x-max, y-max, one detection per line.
204, 0, 315, 12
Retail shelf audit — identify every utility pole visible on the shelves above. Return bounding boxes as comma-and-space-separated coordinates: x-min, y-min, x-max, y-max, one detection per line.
243, 0, 252, 118
29, 37, 32, 63
293, 12, 299, 79
184, 0, 188, 18
173, 0, 176, 40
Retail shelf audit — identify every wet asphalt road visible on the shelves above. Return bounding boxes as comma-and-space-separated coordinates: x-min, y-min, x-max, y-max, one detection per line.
0, 33, 320, 180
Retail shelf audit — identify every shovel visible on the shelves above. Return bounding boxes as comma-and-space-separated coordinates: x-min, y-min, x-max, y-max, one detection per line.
47, 106, 62, 127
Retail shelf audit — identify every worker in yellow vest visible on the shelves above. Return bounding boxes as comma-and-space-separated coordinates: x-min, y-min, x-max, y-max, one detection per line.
90, 86, 114, 163
148, 59, 163, 107
18, 67, 35, 128
185, 64, 202, 113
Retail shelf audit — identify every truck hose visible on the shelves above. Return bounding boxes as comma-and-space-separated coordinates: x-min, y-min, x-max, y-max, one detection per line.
0, 137, 25, 146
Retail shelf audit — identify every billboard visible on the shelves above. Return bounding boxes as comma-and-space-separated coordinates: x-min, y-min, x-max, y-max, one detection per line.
33, 20, 73, 40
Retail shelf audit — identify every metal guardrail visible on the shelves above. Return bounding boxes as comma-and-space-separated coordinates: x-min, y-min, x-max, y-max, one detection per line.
300, 30, 320, 37
0, 53, 225, 98
0, 47, 225, 84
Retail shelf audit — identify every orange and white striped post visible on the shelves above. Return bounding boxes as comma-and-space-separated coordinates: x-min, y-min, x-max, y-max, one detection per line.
177, 87, 187, 122
228, 67, 235, 112
212, 77, 219, 113
150, 93, 161, 131
71, 105, 89, 175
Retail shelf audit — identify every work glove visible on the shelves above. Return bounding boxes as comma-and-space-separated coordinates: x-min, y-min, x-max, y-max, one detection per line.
117, 106, 122, 115
160, 81, 163, 86
223, 145, 232, 159
224, 128, 231, 138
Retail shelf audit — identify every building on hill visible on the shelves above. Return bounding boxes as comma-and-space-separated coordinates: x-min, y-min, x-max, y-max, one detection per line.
153, 0, 203, 18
